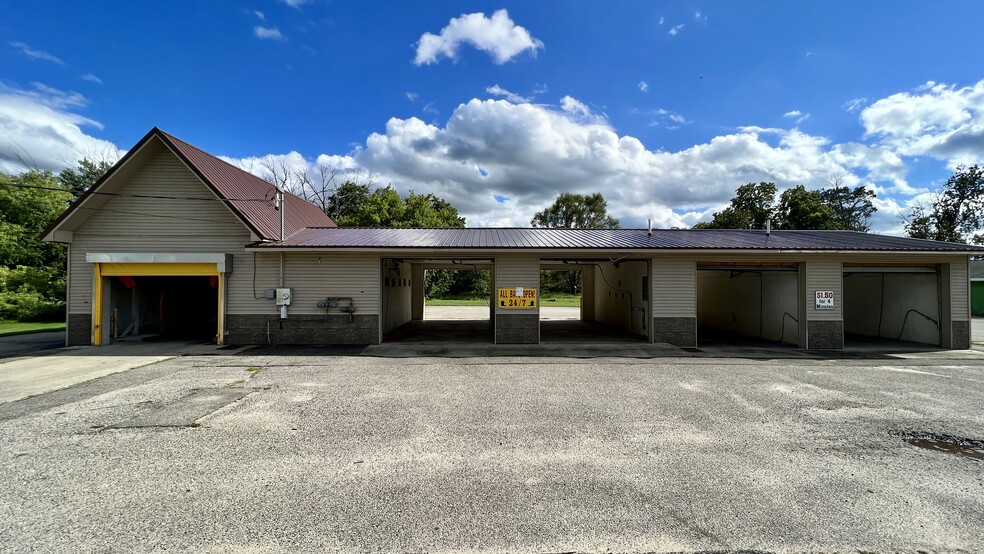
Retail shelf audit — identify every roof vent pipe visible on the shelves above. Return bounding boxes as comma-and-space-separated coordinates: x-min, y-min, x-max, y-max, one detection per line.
648, 219, 653, 237
766, 218, 771, 236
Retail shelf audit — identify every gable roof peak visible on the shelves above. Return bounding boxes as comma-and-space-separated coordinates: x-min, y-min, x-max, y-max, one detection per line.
44, 126, 336, 242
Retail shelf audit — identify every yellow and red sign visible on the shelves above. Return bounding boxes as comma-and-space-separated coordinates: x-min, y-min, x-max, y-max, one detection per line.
497, 287, 538, 309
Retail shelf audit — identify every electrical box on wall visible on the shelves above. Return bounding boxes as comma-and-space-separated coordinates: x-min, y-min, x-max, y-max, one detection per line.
276, 288, 292, 306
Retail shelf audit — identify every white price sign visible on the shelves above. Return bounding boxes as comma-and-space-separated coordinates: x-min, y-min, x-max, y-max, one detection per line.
815, 290, 834, 310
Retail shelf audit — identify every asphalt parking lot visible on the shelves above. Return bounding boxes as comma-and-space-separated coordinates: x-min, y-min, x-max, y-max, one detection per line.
1, 349, 983, 553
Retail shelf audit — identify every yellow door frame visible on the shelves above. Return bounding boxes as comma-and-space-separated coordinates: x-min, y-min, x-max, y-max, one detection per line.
93, 262, 224, 346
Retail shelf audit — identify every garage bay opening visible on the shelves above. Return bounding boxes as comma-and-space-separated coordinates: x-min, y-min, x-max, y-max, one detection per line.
539, 260, 649, 343
106, 275, 219, 342
381, 259, 494, 343
696, 263, 800, 347
843, 265, 941, 347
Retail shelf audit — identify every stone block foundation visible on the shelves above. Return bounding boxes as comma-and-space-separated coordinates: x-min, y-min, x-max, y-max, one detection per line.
495, 313, 539, 344
67, 313, 91, 346
951, 320, 970, 350
652, 317, 696, 347
226, 314, 379, 345
807, 320, 844, 349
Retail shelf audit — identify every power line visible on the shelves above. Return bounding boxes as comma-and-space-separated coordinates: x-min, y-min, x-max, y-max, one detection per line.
73, 205, 243, 225
0, 182, 275, 203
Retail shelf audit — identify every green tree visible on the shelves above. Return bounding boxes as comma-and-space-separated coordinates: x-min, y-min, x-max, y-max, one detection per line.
330, 185, 469, 298
0, 170, 72, 320
693, 182, 777, 229
532, 193, 618, 295
695, 181, 877, 231
905, 165, 984, 244
530, 192, 620, 228
819, 184, 877, 232
335, 186, 466, 228
0, 170, 71, 268
58, 158, 113, 200
326, 182, 371, 222
774, 185, 839, 230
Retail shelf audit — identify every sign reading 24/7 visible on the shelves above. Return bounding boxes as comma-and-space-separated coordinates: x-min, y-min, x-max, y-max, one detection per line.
815, 290, 834, 310
498, 287, 538, 309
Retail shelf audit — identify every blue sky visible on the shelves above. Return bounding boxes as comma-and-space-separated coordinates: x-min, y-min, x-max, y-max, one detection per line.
2, 1, 984, 232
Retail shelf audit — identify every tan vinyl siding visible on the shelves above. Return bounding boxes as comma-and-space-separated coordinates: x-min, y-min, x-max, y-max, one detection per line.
652, 259, 695, 317
68, 242, 88, 314
68, 148, 252, 314
950, 260, 969, 319
494, 255, 539, 313
226, 252, 281, 315
280, 253, 379, 315
77, 149, 247, 236
805, 260, 842, 320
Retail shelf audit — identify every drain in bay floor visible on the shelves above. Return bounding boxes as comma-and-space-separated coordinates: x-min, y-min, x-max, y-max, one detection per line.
891, 430, 984, 461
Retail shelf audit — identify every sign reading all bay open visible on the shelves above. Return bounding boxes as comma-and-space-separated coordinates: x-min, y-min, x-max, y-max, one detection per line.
498, 287, 538, 309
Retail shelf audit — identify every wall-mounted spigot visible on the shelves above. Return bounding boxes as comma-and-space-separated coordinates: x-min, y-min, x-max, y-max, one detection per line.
318, 297, 357, 322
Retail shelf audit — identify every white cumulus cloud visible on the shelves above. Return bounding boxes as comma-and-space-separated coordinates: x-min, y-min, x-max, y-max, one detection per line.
81, 73, 103, 84
860, 79, 984, 166
0, 83, 122, 174
225, 99, 880, 230
638, 81, 649, 93
668, 24, 684, 36
217, 96, 924, 231
413, 9, 543, 65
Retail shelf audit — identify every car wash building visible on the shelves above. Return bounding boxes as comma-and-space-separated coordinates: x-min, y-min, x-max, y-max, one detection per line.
43, 128, 983, 350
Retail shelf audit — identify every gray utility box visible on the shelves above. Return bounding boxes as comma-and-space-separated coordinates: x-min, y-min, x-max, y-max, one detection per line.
275, 288, 292, 306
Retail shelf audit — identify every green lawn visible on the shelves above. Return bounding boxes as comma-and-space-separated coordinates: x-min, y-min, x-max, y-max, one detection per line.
426, 294, 581, 307
0, 320, 65, 337
425, 298, 489, 306
539, 294, 581, 307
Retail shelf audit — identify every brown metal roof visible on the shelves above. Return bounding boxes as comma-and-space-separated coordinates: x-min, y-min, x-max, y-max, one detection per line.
249, 227, 984, 252
43, 128, 335, 242
158, 130, 335, 239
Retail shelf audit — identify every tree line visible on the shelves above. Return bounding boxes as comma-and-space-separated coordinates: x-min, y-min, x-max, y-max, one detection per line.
691, 166, 983, 245
693, 181, 877, 231
0, 160, 112, 321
